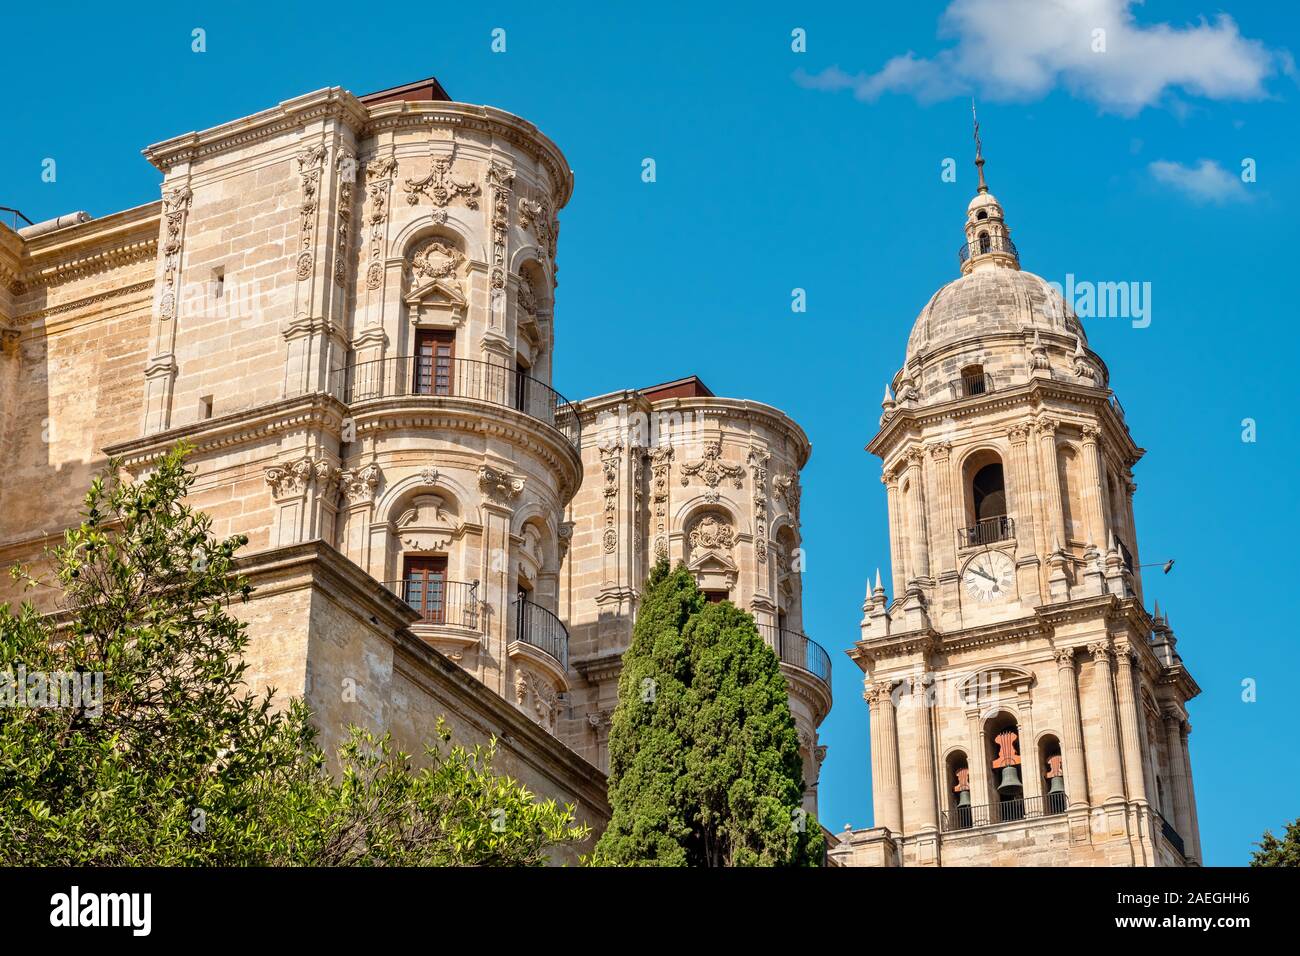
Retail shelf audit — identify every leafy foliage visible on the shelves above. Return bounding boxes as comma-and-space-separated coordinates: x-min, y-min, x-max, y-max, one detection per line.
0, 444, 586, 865
1251, 817, 1300, 867
594, 560, 822, 866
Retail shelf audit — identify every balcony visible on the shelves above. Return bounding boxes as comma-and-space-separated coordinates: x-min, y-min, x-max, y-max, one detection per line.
959, 515, 1015, 548
755, 624, 832, 689
515, 598, 569, 670
948, 371, 995, 400
386, 578, 480, 629
941, 792, 1068, 832
332, 355, 581, 448
1158, 813, 1186, 857
957, 234, 1019, 267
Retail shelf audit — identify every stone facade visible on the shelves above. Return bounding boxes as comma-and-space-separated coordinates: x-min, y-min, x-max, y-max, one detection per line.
0, 77, 830, 847
831, 174, 1201, 868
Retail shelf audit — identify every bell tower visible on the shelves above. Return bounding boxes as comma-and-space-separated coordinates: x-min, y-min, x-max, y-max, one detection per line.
831, 118, 1202, 868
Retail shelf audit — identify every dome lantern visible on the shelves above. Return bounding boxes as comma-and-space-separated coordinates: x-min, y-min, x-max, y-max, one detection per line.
959, 101, 1019, 275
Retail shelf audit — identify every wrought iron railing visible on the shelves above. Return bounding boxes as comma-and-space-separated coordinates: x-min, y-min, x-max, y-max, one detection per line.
949, 372, 994, 400
1158, 813, 1186, 856
331, 355, 581, 447
957, 234, 1019, 266
941, 792, 1067, 832
959, 515, 1015, 548
1109, 393, 1126, 420
385, 578, 479, 629
755, 624, 832, 687
515, 598, 569, 670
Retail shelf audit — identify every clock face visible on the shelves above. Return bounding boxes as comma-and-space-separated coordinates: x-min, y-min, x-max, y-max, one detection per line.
962, 550, 1016, 603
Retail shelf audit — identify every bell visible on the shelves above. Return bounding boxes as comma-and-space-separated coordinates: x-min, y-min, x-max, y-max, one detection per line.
997, 765, 1023, 793
1048, 774, 1065, 795
957, 789, 971, 808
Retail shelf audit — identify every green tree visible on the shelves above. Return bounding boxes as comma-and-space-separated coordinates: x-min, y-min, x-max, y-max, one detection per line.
594, 560, 822, 866
1251, 817, 1300, 866
0, 444, 586, 865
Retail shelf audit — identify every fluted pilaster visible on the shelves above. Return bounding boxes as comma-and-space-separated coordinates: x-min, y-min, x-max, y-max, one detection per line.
867, 680, 903, 833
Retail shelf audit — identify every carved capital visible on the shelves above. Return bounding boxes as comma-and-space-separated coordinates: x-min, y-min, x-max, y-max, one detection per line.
478, 465, 525, 504
1087, 640, 1113, 664
339, 463, 382, 503
1035, 416, 1059, 437
927, 441, 952, 461
1053, 647, 1076, 667
1007, 423, 1031, 443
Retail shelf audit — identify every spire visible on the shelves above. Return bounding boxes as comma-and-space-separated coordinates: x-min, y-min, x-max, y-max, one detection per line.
972, 98, 988, 194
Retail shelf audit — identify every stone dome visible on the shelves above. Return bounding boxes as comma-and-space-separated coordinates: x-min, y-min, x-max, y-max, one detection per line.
905, 267, 1086, 362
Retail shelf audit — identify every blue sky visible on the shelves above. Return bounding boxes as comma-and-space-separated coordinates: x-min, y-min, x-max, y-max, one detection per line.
6, 1, 1298, 864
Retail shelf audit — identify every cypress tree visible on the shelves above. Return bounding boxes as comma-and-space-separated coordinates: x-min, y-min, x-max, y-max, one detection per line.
594, 560, 823, 866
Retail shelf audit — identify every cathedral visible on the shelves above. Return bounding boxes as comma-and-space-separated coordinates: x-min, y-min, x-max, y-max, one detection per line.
828, 134, 1202, 867
0, 77, 830, 856
0, 74, 1199, 867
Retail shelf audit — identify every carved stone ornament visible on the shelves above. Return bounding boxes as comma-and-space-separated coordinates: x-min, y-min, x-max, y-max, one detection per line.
409, 238, 465, 281
774, 470, 801, 520
403, 154, 480, 209
478, 465, 525, 503
688, 514, 735, 552
680, 440, 744, 502
295, 144, 327, 283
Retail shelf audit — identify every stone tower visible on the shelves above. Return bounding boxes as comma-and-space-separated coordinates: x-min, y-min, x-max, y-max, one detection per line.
830, 132, 1201, 867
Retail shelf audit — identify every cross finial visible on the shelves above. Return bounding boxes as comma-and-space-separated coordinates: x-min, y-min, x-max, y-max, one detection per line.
972, 98, 988, 194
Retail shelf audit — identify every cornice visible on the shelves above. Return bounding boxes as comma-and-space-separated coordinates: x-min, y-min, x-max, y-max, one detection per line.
346, 395, 583, 502
363, 101, 574, 208
10, 202, 160, 295
103, 392, 349, 469
143, 87, 371, 173
868, 379, 1142, 467
647, 396, 813, 468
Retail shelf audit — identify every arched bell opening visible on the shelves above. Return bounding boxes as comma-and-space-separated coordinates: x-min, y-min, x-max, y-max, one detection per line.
1038, 734, 1066, 815
985, 712, 1024, 823
946, 750, 972, 830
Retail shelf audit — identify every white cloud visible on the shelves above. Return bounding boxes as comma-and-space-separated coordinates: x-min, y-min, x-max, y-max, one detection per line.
794, 0, 1287, 114
1148, 159, 1250, 203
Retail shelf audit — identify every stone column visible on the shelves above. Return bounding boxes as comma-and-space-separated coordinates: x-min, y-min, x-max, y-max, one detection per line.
1054, 647, 1090, 808
927, 442, 956, 576
1036, 417, 1065, 548
884, 470, 907, 600
1162, 711, 1193, 855
908, 675, 939, 833
1089, 641, 1126, 803
966, 708, 992, 812
867, 681, 903, 834
903, 449, 930, 582
1113, 645, 1148, 804
1179, 722, 1202, 863
1079, 425, 1107, 547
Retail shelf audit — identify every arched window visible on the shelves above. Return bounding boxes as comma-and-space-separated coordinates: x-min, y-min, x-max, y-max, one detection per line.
978, 231, 991, 254
959, 363, 988, 397
973, 463, 1006, 522
976, 209, 988, 220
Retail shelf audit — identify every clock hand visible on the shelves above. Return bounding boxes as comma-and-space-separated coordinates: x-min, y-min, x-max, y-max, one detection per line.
970, 565, 996, 583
